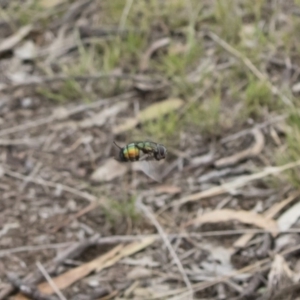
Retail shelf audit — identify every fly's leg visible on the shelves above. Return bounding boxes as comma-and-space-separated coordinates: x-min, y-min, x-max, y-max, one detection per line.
113, 141, 122, 149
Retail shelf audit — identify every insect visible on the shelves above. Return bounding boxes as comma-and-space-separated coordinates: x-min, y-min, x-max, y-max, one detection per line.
113, 141, 167, 182
113, 141, 167, 162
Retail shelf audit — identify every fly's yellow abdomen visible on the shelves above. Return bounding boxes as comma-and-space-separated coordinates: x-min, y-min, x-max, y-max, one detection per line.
122, 143, 140, 161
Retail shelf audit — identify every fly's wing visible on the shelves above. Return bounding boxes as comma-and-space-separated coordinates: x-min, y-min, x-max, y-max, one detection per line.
138, 160, 162, 183
139, 153, 155, 161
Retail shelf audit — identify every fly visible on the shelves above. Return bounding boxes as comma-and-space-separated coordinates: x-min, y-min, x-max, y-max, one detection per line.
113, 141, 167, 182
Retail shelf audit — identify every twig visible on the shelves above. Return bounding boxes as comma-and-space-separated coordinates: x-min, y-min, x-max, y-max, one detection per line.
50, 202, 100, 233
206, 31, 293, 107
0, 92, 135, 137
0, 116, 54, 138
221, 114, 287, 144
137, 199, 194, 299
215, 128, 265, 168
0, 73, 139, 93
0, 137, 45, 146
255, 233, 272, 258
61, 0, 92, 25
36, 262, 67, 300
3, 228, 300, 256
0, 242, 72, 258
3, 167, 97, 202
92, 228, 300, 242
241, 272, 265, 298
82, 228, 300, 246
7, 273, 54, 300
166, 159, 300, 209
119, 0, 134, 31
53, 234, 100, 265
19, 161, 43, 192
0, 223, 19, 238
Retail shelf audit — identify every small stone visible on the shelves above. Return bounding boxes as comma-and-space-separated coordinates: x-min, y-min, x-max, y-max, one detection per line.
21, 97, 33, 108
14, 41, 36, 60
87, 278, 100, 287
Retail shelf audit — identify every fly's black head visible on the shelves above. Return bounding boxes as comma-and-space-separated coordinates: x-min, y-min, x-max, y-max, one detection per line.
154, 144, 167, 161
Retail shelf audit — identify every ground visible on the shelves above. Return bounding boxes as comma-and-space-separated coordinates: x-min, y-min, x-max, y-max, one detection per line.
1, 0, 300, 299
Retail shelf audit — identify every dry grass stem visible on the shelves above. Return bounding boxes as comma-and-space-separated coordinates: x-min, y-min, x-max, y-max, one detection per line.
119, 0, 134, 31
137, 200, 194, 298
36, 261, 67, 300
206, 31, 293, 107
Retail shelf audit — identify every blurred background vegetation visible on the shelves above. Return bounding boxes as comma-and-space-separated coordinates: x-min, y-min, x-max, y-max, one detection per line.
2, 0, 300, 299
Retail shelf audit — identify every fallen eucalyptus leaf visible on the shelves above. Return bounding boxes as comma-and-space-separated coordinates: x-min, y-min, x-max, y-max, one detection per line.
0, 24, 33, 54
113, 98, 183, 134
277, 201, 300, 232
138, 98, 183, 122
90, 158, 128, 182
185, 209, 278, 236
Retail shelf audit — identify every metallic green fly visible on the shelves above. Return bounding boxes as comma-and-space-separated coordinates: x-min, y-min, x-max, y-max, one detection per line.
113, 141, 167, 182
